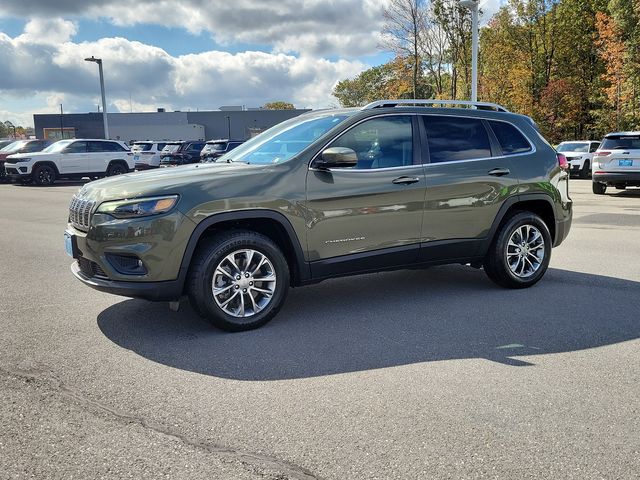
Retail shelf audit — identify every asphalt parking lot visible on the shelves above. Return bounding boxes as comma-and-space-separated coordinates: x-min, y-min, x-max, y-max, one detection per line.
1, 179, 639, 479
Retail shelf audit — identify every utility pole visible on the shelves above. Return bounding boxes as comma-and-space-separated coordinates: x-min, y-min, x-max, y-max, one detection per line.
84, 56, 109, 139
460, 0, 479, 102
60, 104, 64, 140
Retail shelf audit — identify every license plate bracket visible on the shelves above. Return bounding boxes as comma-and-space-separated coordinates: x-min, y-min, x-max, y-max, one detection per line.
64, 231, 77, 258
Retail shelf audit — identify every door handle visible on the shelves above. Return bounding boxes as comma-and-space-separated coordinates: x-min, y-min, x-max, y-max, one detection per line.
392, 176, 420, 185
488, 168, 510, 177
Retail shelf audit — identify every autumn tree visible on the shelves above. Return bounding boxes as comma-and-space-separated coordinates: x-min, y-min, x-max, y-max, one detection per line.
381, 0, 426, 98
262, 101, 295, 110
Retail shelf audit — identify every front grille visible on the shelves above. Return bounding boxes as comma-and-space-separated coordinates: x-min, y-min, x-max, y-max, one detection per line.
77, 256, 107, 278
69, 195, 96, 230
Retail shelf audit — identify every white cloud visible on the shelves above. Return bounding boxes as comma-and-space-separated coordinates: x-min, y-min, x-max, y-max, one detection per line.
0, 0, 388, 57
0, 19, 367, 126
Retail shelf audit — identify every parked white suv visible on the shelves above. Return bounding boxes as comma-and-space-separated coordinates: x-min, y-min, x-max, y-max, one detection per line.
4, 139, 133, 186
556, 140, 600, 178
592, 132, 640, 194
131, 141, 167, 170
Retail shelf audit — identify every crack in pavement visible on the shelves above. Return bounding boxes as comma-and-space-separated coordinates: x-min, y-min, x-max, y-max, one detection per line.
0, 366, 322, 480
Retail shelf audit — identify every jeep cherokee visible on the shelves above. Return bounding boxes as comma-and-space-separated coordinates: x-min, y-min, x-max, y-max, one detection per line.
65, 100, 572, 331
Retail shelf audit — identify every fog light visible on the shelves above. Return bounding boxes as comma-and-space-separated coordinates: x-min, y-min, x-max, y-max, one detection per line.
105, 254, 147, 275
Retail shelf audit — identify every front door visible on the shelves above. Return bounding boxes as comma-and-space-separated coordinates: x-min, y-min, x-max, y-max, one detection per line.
419, 115, 519, 259
58, 141, 88, 174
305, 115, 425, 277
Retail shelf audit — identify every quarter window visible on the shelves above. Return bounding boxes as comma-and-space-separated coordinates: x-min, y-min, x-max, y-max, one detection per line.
330, 116, 413, 169
423, 116, 491, 163
488, 120, 532, 155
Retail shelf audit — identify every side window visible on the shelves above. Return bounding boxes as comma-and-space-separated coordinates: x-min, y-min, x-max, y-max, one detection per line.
488, 120, 532, 155
24, 142, 43, 152
104, 141, 126, 152
423, 116, 491, 163
330, 116, 413, 169
189, 142, 205, 151
156, 143, 167, 151
590, 142, 600, 153
65, 141, 87, 153
88, 141, 107, 152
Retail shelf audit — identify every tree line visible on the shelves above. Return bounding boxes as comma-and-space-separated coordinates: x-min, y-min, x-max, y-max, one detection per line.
333, 0, 639, 143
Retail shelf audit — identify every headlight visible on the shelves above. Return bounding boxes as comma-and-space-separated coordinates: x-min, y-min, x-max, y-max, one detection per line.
96, 195, 179, 219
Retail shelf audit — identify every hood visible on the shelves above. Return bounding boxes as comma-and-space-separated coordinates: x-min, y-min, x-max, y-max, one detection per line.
76, 161, 260, 203
5, 151, 50, 161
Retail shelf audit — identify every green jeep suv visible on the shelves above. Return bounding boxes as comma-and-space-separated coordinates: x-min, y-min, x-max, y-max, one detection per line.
65, 100, 572, 331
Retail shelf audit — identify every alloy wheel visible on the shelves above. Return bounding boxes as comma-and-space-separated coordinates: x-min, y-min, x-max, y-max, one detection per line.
505, 224, 545, 278
211, 249, 277, 318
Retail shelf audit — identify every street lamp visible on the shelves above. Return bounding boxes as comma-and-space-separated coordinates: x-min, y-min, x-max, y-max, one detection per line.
84, 56, 109, 139
460, 0, 479, 102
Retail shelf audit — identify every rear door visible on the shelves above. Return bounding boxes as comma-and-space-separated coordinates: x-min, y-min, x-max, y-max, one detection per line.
419, 115, 521, 259
306, 114, 426, 274
58, 141, 88, 174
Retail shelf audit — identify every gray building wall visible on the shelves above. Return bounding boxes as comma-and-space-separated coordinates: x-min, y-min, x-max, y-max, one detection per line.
34, 109, 310, 143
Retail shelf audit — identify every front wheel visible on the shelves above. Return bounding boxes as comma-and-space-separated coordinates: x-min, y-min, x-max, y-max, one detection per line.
580, 160, 591, 179
592, 181, 607, 195
187, 230, 290, 331
33, 165, 56, 186
483, 212, 552, 289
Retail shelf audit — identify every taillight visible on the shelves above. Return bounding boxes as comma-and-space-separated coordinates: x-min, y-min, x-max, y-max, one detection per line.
557, 153, 569, 171
594, 151, 611, 157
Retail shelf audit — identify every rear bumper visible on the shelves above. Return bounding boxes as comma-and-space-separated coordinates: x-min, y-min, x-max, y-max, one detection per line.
135, 163, 157, 170
71, 262, 183, 301
593, 171, 640, 186
554, 213, 572, 247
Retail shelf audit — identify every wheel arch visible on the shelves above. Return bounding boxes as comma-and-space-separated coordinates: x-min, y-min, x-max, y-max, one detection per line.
106, 159, 130, 173
32, 161, 60, 175
178, 210, 309, 289
483, 194, 558, 253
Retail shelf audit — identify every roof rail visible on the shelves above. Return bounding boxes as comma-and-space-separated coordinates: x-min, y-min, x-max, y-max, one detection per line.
362, 99, 510, 112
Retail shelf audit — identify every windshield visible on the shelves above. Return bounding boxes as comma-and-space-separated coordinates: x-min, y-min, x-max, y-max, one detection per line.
162, 143, 181, 153
42, 140, 73, 153
0, 141, 26, 152
601, 136, 640, 150
132, 143, 153, 151
203, 142, 227, 152
557, 142, 589, 152
220, 113, 350, 164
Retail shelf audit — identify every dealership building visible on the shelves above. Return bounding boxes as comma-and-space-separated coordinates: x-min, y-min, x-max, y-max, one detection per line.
33, 107, 311, 144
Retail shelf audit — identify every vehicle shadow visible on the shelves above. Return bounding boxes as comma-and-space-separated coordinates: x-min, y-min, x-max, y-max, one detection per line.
97, 266, 640, 380
13, 179, 90, 187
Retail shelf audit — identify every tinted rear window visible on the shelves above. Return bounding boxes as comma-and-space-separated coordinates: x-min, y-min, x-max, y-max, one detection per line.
600, 136, 640, 150
132, 143, 153, 151
423, 116, 491, 163
488, 121, 531, 155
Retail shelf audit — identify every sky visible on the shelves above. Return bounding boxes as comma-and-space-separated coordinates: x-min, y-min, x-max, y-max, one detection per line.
0, 0, 501, 127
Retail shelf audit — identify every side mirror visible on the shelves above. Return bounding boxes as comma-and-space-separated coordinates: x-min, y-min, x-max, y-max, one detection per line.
314, 147, 358, 169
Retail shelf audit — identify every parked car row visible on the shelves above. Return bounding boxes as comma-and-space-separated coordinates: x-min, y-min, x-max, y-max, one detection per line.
0, 136, 246, 185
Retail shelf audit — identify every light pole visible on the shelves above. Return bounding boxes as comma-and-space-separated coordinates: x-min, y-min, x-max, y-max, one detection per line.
84, 56, 109, 139
460, 0, 479, 102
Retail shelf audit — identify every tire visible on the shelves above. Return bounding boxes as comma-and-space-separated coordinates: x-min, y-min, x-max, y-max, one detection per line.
187, 230, 290, 332
483, 211, 552, 289
592, 181, 607, 195
33, 165, 56, 186
580, 160, 590, 179
106, 163, 127, 176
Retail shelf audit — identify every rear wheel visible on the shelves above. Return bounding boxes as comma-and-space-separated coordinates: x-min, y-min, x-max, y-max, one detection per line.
483, 212, 552, 289
187, 230, 290, 331
33, 165, 56, 186
592, 181, 607, 195
106, 163, 127, 176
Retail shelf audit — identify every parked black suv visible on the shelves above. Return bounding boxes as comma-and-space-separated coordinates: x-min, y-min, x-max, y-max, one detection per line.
159, 141, 206, 167
200, 139, 244, 163
66, 100, 572, 331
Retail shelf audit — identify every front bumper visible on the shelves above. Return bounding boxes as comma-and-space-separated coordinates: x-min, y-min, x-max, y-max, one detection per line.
4, 163, 32, 181
593, 171, 640, 186
71, 262, 183, 300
